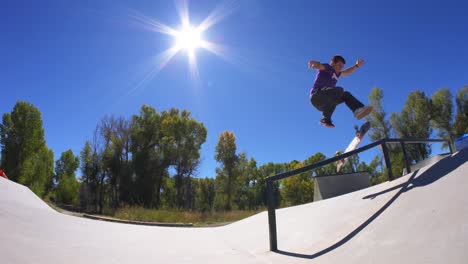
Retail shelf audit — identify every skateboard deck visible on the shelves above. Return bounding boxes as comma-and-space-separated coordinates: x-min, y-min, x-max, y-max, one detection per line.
336, 121, 371, 172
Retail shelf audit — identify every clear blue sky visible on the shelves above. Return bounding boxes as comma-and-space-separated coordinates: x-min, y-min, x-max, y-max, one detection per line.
2, 0, 467, 178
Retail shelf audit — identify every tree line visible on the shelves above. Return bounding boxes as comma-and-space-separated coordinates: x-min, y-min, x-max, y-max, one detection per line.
1, 86, 467, 212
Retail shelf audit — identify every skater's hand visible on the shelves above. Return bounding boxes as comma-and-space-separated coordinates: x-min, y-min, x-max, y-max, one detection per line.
341, 58, 364, 77
356, 58, 364, 67
308, 60, 321, 69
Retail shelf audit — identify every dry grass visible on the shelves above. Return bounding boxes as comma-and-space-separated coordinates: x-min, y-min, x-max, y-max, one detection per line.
112, 206, 264, 227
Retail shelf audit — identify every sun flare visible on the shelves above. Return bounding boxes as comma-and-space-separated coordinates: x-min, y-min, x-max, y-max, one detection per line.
175, 26, 203, 53
127, 0, 238, 86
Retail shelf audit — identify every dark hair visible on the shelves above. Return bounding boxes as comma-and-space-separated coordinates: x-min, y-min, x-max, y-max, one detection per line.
331, 55, 346, 64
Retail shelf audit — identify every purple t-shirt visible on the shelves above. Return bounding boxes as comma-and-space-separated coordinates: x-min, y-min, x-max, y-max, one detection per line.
311, 63, 341, 94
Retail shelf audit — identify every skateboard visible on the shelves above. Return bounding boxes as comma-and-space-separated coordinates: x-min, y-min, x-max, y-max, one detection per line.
336, 121, 371, 172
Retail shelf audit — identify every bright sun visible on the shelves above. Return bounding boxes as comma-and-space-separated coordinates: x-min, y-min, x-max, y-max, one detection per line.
175, 26, 203, 53
127, 0, 236, 84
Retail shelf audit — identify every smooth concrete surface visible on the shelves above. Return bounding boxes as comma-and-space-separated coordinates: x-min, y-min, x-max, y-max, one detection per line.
1, 148, 467, 264
313, 172, 371, 201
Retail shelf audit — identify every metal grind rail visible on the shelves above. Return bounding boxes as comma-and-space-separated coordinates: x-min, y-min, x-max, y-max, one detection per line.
266, 137, 452, 251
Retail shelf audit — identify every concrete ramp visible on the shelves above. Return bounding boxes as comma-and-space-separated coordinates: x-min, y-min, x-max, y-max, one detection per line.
313, 172, 371, 201
1, 148, 468, 263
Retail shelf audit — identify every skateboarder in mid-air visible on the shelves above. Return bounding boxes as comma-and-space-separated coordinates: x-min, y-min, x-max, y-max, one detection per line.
308, 55, 373, 128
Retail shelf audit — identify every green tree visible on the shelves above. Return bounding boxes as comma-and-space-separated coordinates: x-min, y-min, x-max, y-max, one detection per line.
281, 160, 314, 207
453, 86, 468, 138
79, 140, 100, 212
196, 177, 216, 212
391, 90, 432, 163
368, 155, 388, 185
55, 150, 80, 181
99, 116, 132, 208
161, 176, 177, 209
21, 147, 54, 197
214, 131, 238, 210
256, 162, 288, 208
131, 105, 169, 208
234, 156, 260, 210
80, 127, 108, 214
431, 88, 454, 149
0, 101, 54, 197
364, 87, 402, 181
161, 109, 207, 209
366, 87, 392, 141
310, 152, 335, 176
246, 158, 262, 210
55, 150, 80, 206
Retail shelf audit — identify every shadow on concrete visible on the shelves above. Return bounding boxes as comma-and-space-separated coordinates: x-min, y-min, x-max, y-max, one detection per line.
276, 148, 467, 259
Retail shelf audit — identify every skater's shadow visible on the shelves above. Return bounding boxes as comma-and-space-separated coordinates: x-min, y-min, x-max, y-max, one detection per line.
276, 148, 466, 260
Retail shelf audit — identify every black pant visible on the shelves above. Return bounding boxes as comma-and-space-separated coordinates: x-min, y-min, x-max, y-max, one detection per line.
310, 87, 364, 120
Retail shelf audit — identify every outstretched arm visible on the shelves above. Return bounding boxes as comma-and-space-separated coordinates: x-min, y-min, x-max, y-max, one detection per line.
308, 60, 325, 71
341, 58, 364, 77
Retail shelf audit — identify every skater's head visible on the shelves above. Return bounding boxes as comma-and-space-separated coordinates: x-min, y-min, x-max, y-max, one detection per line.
330, 55, 346, 72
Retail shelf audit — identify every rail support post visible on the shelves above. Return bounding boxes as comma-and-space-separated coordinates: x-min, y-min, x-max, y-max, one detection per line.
267, 179, 278, 251
400, 142, 411, 174
382, 142, 394, 181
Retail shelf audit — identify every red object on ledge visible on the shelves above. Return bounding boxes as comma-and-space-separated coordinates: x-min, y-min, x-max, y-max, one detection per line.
0, 169, 8, 179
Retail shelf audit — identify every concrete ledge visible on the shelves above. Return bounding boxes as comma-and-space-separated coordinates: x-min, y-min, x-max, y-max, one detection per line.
83, 214, 194, 227
314, 172, 371, 201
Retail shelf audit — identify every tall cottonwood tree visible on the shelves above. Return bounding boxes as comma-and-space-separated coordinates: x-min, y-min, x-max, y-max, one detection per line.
99, 116, 132, 208
391, 90, 432, 162
431, 88, 454, 149
364, 87, 405, 180
214, 131, 238, 210
453, 86, 468, 138
366, 87, 392, 141
55, 150, 80, 205
161, 109, 207, 209
131, 105, 169, 208
79, 140, 100, 212
0, 101, 54, 197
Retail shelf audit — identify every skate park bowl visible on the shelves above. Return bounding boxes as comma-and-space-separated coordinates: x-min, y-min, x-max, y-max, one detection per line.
313, 172, 371, 201
2, 138, 468, 263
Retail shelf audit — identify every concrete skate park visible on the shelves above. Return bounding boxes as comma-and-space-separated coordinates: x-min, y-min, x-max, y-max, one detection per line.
1, 143, 467, 263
